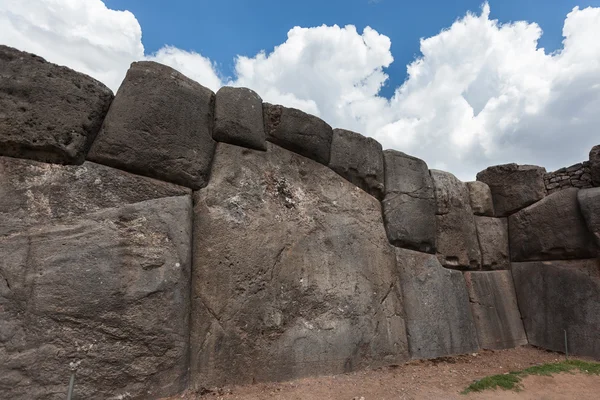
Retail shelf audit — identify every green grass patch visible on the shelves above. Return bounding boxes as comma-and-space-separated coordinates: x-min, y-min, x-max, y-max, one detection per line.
462, 360, 600, 395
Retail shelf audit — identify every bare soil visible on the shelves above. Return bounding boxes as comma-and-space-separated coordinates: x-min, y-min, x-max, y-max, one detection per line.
168, 346, 600, 400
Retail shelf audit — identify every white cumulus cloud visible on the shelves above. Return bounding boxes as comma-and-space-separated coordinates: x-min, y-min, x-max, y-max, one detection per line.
1, 1, 600, 180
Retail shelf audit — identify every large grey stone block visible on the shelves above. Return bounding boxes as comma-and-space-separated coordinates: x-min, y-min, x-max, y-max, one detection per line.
476, 163, 546, 216
512, 260, 600, 359
191, 142, 408, 388
466, 181, 494, 216
0, 45, 113, 164
395, 248, 479, 359
0, 156, 190, 236
578, 187, 600, 247
431, 170, 481, 270
590, 145, 600, 186
328, 128, 385, 199
87, 61, 216, 189
0, 196, 192, 399
263, 103, 333, 165
381, 150, 436, 253
509, 188, 598, 261
464, 271, 528, 350
213, 86, 266, 150
474, 216, 510, 270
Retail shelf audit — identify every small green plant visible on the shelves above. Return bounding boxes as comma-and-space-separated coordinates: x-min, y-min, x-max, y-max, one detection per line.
461, 360, 600, 394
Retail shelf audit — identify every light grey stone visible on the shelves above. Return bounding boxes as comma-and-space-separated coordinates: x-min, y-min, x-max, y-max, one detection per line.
191, 142, 408, 388
513, 260, 600, 359
509, 188, 598, 261
431, 170, 481, 270
474, 216, 510, 270
395, 248, 479, 359
466, 181, 494, 216
464, 271, 528, 350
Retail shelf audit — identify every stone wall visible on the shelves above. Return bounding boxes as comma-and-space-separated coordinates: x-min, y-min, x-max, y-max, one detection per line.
544, 161, 593, 194
1, 44, 599, 399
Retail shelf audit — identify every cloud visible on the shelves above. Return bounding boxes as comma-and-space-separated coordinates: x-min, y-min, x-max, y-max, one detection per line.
145, 46, 222, 92
0, 0, 144, 92
1, 1, 600, 180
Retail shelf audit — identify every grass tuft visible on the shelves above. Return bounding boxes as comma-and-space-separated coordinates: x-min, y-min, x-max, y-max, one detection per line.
462, 359, 600, 395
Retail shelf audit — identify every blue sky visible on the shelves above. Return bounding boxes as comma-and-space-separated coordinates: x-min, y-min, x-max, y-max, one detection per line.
2, 0, 600, 179
104, 0, 600, 98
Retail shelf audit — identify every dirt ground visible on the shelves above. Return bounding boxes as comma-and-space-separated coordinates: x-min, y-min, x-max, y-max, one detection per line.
168, 346, 600, 400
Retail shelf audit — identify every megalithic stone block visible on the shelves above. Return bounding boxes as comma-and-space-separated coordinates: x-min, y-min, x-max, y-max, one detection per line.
512, 259, 600, 359
464, 271, 528, 350
578, 187, 600, 247
476, 163, 546, 216
0, 45, 113, 164
509, 188, 598, 261
0, 195, 192, 400
395, 248, 480, 359
191, 142, 409, 388
328, 128, 385, 199
213, 86, 267, 151
381, 150, 436, 253
431, 170, 481, 270
474, 216, 510, 270
263, 103, 333, 165
88, 61, 217, 190
466, 181, 494, 216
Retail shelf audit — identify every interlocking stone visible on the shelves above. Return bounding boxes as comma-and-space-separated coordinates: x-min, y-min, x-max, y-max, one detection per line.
464, 271, 528, 350
431, 170, 481, 270
395, 248, 479, 359
328, 128, 385, 199
191, 142, 408, 388
476, 163, 546, 216
513, 260, 600, 359
213, 86, 266, 150
466, 181, 494, 216
474, 216, 510, 270
509, 188, 598, 261
381, 150, 436, 253
87, 61, 216, 189
0, 196, 192, 400
0, 45, 113, 164
263, 103, 333, 165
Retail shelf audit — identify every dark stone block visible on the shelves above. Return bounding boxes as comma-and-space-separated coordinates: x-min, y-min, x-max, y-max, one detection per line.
88, 61, 216, 189
328, 128, 384, 199
0, 45, 113, 164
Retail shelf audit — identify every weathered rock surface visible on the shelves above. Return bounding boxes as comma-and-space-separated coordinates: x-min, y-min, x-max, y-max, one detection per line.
590, 145, 600, 186
0, 156, 190, 236
475, 217, 510, 270
464, 271, 527, 350
191, 142, 408, 388
431, 170, 481, 270
395, 248, 479, 359
87, 61, 216, 189
512, 260, 600, 359
0, 196, 192, 400
263, 103, 333, 165
509, 188, 598, 261
476, 164, 546, 216
466, 181, 494, 216
213, 86, 266, 150
381, 150, 436, 253
328, 128, 385, 199
578, 187, 600, 247
0, 45, 113, 164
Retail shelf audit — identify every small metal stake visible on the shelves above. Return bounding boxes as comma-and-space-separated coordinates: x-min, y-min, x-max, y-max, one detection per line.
67, 373, 75, 400
564, 329, 569, 361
